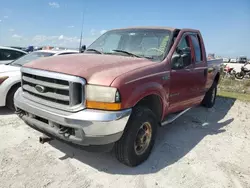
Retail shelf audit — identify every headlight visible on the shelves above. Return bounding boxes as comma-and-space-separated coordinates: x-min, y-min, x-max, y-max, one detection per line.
85, 85, 121, 110
0, 76, 9, 85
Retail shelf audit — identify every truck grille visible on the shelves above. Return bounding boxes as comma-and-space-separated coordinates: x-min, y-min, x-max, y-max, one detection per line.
21, 67, 86, 112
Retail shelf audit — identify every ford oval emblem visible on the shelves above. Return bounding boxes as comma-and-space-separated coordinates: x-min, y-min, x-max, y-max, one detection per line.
35, 85, 46, 93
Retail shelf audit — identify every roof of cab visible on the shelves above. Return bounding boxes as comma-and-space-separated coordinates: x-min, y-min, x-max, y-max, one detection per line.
111, 26, 178, 31
110, 27, 202, 34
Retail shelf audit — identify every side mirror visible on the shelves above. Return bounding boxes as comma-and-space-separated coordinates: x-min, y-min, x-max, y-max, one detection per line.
171, 47, 191, 70
176, 47, 191, 54
80, 45, 86, 53
171, 53, 182, 70
182, 47, 191, 54
176, 47, 182, 54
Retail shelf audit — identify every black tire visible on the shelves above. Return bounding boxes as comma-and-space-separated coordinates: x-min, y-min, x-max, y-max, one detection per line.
202, 82, 217, 108
6, 85, 20, 111
235, 72, 244, 79
114, 106, 158, 167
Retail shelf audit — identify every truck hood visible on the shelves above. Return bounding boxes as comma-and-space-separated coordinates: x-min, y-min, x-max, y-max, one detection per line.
24, 54, 155, 85
0, 64, 20, 73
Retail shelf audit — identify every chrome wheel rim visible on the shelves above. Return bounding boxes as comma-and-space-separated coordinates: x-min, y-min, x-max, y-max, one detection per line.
134, 122, 152, 155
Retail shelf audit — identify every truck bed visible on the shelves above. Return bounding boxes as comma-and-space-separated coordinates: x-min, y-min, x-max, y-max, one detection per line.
207, 58, 223, 68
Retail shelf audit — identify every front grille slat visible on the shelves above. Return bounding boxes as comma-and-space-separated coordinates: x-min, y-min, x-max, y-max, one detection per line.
24, 91, 70, 108
21, 67, 86, 112
23, 84, 70, 101
23, 76, 69, 90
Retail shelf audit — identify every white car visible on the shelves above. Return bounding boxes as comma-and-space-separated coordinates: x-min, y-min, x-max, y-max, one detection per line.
0, 46, 27, 64
230, 58, 237, 63
223, 58, 229, 63
0, 49, 79, 110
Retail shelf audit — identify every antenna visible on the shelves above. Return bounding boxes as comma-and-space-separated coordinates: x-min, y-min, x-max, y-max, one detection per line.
79, 12, 84, 52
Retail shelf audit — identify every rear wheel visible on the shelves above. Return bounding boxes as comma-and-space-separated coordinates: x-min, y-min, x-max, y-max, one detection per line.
235, 72, 244, 79
6, 85, 20, 111
114, 106, 158, 167
202, 81, 217, 108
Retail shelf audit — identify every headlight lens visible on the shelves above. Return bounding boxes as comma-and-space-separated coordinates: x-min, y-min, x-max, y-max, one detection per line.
86, 85, 120, 102
85, 85, 121, 110
0, 76, 9, 85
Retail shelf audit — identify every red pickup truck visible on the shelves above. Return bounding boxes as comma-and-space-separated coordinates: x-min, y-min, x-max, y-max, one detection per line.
14, 27, 222, 166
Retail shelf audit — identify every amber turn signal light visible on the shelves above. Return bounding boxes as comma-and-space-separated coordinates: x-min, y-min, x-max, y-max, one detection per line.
86, 101, 121, 110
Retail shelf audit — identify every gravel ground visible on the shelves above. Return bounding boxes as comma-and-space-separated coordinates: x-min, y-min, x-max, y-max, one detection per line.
0, 97, 249, 188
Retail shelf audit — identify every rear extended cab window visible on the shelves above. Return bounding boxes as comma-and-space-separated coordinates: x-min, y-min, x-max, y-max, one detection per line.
190, 34, 203, 63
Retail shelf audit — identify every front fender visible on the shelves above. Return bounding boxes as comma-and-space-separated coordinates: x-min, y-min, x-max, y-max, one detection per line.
122, 81, 168, 118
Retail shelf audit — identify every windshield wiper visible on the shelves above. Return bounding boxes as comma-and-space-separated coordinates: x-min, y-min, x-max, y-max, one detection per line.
85, 48, 103, 54
112, 49, 141, 58
112, 49, 153, 59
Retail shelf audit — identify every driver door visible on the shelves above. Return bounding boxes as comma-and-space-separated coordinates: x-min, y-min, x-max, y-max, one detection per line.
168, 33, 196, 113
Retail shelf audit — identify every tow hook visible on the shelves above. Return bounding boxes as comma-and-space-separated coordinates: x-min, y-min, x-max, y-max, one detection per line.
39, 135, 53, 144
58, 127, 71, 137
58, 127, 69, 134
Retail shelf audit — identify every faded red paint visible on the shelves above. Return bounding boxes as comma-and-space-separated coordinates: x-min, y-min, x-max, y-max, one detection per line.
25, 54, 155, 86
24, 27, 221, 120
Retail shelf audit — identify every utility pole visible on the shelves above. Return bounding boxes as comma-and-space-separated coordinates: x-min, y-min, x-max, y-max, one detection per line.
79, 12, 84, 52
0, 20, 2, 45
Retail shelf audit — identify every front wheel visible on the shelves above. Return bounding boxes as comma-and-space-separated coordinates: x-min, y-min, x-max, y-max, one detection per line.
202, 81, 217, 108
114, 106, 158, 167
235, 72, 244, 79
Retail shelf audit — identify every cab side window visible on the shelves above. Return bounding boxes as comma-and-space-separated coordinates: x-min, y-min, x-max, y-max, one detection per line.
0, 49, 25, 60
190, 35, 202, 63
171, 35, 192, 70
0, 50, 3, 60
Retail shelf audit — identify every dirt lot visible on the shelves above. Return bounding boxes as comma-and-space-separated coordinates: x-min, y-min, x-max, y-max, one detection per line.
0, 97, 250, 188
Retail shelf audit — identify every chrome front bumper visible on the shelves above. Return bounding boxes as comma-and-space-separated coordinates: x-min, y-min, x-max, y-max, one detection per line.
14, 88, 131, 146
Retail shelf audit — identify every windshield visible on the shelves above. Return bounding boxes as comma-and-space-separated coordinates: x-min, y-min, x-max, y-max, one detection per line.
86, 29, 171, 62
10, 51, 54, 66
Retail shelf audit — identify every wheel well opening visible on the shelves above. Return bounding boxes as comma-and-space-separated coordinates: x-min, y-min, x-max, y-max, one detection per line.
135, 95, 162, 122
6, 82, 21, 102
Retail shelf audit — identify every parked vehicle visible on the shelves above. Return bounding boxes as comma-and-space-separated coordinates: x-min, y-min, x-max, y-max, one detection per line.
237, 56, 248, 64
223, 58, 229, 63
25, 46, 34, 53
0, 46, 27, 64
0, 50, 78, 110
9, 46, 27, 51
207, 53, 215, 60
235, 63, 250, 79
230, 58, 237, 63
223, 56, 249, 74
223, 65, 236, 77
14, 27, 222, 166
